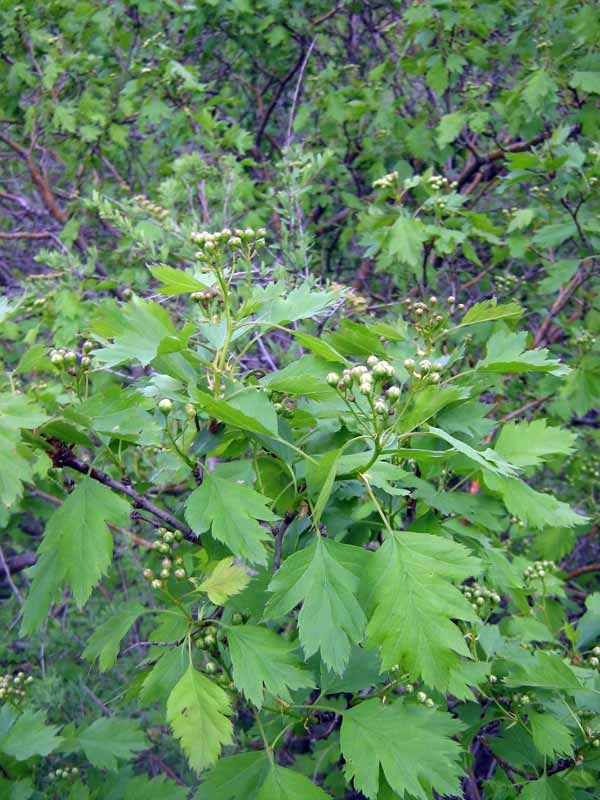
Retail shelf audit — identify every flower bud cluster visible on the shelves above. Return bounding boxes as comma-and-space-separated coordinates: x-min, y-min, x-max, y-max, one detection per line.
133, 194, 170, 219
461, 581, 501, 615
195, 626, 236, 689
328, 357, 400, 420
403, 356, 443, 384
523, 560, 555, 581
575, 330, 596, 352
512, 692, 532, 706
402, 295, 460, 331
48, 766, 79, 782
495, 273, 520, 293
145, 527, 185, 589
0, 671, 33, 704
426, 174, 458, 191
191, 287, 222, 307
373, 170, 398, 190
416, 690, 435, 708
273, 399, 296, 418
191, 227, 266, 258
49, 344, 92, 373
586, 646, 600, 670
530, 185, 551, 197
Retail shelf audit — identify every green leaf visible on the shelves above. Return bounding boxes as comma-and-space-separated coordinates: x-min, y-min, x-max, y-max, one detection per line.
494, 419, 576, 468
478, 330, 569, 376
192, 389, 275, 437
520, 774, 575, 800
21, 478, 131, 633
427, 425, 518, 476
123, 774, 189, 800
507, 208, 535, 232
258, 763, 332, 799
523, 70, 558, 111
71, 718, 148, 770
264, 537, 367, 675
166, 665, 233, 772
195, 752, 332, 799
529, 711, 574, 759
459, 299, 523, 326
340, 699, 463, 799
226, 624, 314, 708
576, 593, 600, 648
388, 213, 427, 270
91, 297, 177, 367
570, 71, 600, 94
195, 751, 268, 798
185, 471, 278, 565
82, 602, 146, 671
436, 111, 466, 147
198, 557, 250, 604
398, 386, 467, 433
306, 449, 342, 529
256, 284, 341, 325
484, 473, 586, 530
363, 532, 480, 689
504, 652, 581, 691
0, 708, 62, 760
261, 355, 338, 400
148, 263, 210, 295
0, 394, 48, 431
0, 437, 34, 510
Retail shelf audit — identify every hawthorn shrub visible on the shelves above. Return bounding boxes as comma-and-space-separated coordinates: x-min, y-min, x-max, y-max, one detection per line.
0, 212, 598, 800
1, 1, 600, 798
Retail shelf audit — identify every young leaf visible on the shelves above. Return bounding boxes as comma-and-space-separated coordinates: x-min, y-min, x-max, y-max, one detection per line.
191, 389, 275, 437
148, 263, 209, 294
264, 537, 367, 675
226, 624, 314, 708
195, 751, 332, 799
70, 718, 148, 770
91, 297, 177, 367
340, 699, 463, 799
529, 711, 574, 759
427, 425, 519, 476
459, 298, 523, 326
167, 665, 233, 772
0, 708, 62, 761
255, 284, 341, 325
194, 751, 268, 798
478, 330, 569, 376
21, 478, 131, 633
82, 602, 146, 672
198, 557, 250, 605
520, 774, 575, 800
494, 419, 576, 468
484, 473, 587, 530
185, 472, 278, 565
363, 532, 480, 690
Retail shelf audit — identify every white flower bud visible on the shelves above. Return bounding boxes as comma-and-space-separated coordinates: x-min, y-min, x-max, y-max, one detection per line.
386, 385, 401, 402
327, 372, 340, 386
158, 398, 173, 414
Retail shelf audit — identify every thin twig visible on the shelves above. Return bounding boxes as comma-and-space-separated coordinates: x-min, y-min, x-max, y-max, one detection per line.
0, 545, 24, 604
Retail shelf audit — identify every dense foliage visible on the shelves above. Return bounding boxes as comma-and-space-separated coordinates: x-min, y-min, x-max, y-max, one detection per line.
1, 1, 600, 798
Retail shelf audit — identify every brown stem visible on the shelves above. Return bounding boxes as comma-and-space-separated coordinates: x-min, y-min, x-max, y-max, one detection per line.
47, 442, 195, 541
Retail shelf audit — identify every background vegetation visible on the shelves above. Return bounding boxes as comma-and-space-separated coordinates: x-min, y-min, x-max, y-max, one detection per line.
1, 1, 600, 798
